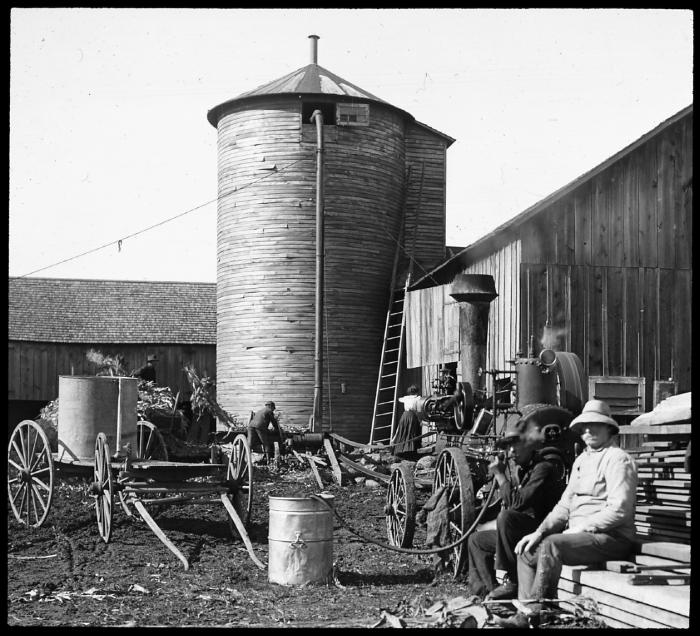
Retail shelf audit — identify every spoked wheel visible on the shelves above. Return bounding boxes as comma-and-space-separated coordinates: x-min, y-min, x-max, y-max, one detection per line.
227, 434, 253, 528
433, 448, 476, 578
7, 420, 55, 527
91, 433, 114, 543
385, 462, 416, 547
136, 421, 169, 460
120, 422, 170, 518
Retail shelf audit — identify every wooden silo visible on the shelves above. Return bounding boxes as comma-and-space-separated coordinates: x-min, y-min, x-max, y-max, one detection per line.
207, 37, 453, 440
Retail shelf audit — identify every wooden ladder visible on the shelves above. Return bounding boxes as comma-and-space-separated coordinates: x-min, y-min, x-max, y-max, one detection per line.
369, 279, 410, 446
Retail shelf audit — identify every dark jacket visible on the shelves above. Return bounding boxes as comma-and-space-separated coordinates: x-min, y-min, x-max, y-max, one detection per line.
499, 453, 565, 522
134, 363, 156, 383
249, 406, 279, 431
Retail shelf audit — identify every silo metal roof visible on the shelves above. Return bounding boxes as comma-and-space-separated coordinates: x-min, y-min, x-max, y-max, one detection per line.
207, 63, 395, 128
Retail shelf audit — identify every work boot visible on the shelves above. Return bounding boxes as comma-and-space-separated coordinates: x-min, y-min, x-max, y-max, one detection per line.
485, 579, 518, 600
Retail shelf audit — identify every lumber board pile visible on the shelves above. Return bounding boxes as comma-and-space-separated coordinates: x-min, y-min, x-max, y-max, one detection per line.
557, 544, 690, 628
629, 448, 691, 544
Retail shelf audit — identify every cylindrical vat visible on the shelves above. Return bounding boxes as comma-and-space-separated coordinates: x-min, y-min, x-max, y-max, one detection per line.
214, 97, 405, 440
268, 494, 334, 585
515, 358, 557, 409
57, 376, 138, 460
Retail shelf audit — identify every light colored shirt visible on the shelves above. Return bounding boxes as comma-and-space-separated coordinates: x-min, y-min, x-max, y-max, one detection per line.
536, 441, 637, 541
398, 394, 422, 412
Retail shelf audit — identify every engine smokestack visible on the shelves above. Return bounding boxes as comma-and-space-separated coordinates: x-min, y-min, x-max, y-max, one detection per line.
449, 274, 498, 393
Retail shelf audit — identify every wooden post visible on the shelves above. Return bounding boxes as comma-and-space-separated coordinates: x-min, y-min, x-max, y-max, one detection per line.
323, 436, 343, 485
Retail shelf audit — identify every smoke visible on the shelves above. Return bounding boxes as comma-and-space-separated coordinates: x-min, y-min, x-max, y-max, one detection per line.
540, 324, 568, 351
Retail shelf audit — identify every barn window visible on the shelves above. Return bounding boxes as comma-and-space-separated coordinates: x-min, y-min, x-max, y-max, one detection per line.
337, 103, 369, 126
301, 102, 335, 124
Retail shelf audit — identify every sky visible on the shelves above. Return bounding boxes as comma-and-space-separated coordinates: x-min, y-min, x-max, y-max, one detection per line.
9, 8, 693, 283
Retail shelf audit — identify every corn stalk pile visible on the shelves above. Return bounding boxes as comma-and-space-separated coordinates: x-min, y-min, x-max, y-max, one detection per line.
183, 364, 240, 429
86, 349, 128, 377
135, 381, 177, 421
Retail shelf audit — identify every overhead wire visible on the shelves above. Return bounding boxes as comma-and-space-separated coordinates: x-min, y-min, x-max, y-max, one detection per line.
17, 157, 308, 278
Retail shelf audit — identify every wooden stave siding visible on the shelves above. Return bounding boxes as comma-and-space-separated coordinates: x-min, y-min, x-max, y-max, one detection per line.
216, 99, 406, 440
402, 124, 448, 277
7, 341, 216, 402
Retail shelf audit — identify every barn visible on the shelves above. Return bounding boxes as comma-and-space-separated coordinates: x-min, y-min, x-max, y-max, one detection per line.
404, 104, 692, 420
7, 277, 216, 429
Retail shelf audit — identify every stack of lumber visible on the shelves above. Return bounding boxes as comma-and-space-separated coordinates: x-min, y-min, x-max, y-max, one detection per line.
557, 542, 690, 629
629, 448, 691, 544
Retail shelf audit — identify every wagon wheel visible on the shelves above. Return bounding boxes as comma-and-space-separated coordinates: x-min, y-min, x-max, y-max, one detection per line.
7, 420, 54, 528
91, 433, 114, 543
136, 421, 169, 460
385, 462, 416, 547
119, 422, 170, 518
226, 433, 253, 529
433, 447, 476, 578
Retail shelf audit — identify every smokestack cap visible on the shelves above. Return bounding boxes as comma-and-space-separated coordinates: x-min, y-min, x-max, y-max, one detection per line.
449, 274, 498, 303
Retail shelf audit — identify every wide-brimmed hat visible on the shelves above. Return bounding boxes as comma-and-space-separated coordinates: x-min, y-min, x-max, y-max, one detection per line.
496, 403, 573, 447
147, 354, 158, 362
569, 399, 619, 435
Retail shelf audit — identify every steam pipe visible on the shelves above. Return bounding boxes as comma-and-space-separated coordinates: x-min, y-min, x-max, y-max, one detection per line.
310, 109, 324, 432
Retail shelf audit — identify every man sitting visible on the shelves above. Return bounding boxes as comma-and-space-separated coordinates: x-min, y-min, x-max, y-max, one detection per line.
501, 399, 637, 627
466, 404, 571, 599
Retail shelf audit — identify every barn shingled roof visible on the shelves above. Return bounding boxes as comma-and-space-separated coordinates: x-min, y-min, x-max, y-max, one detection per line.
8, 277, 216, 344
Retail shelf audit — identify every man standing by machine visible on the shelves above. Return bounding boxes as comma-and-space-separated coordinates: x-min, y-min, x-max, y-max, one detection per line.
500, 399, 637, 627
247, 401, 282, 463
465, 404, 571, 599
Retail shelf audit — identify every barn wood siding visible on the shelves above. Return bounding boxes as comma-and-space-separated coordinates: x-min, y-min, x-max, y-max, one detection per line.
519, 264, 690, 412
216, 98, 407, 440
405, 285, 460, 368
7, 342, 216, 402
403, 123, 448, 276
463, 240, 522, 384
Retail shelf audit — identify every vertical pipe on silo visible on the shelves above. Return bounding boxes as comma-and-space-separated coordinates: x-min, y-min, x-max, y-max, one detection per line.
310, 109, 324, 432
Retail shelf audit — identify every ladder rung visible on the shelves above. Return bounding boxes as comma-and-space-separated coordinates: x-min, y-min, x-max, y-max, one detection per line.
389, 311, 403, 317
379, 386, 396, 391
373, 424, 392, 430
374, 413, 392, 418
387, 335, 400, 341
385, 348, 399, 354
381, 373, 397, 378
378, 401, 394, 406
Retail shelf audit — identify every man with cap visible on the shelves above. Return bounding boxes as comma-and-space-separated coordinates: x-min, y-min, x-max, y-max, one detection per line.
247, 401, 282, 462
465, 404, 570, 599
501, 399, 637, 628
133, 354, 158, 383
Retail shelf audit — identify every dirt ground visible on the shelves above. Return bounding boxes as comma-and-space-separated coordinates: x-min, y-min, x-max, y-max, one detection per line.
7, 455, 601, 628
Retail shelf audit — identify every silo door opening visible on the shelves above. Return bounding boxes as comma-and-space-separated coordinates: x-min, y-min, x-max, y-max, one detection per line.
301, 102, 336, 124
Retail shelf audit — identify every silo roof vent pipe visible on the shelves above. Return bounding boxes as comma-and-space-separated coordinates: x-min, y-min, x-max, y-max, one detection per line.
309, 34, 319, 64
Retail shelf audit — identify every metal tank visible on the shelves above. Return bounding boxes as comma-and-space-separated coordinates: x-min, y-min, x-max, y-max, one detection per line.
207, 37, 450, 440
57, 376, 139, 460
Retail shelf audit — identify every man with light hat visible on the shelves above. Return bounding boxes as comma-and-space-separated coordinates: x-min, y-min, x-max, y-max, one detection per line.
499, 399, 637, 627
465, 403, 570, 600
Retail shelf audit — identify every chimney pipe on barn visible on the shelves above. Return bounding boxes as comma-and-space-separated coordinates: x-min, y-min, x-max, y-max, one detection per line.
309, 34, 319, 64
449, 274, 498, 394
